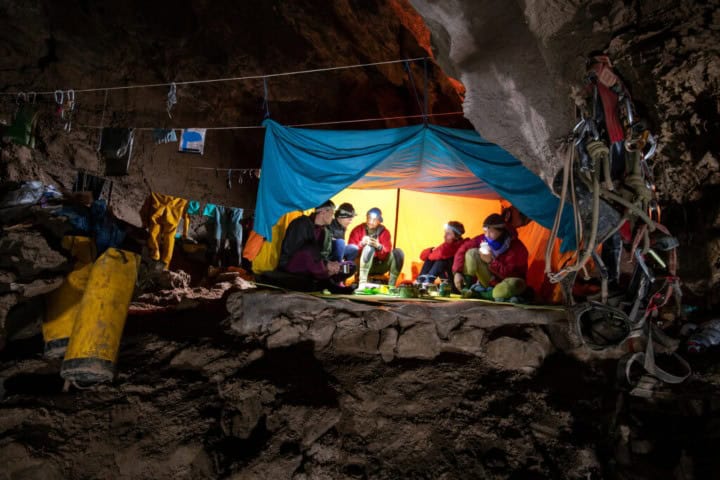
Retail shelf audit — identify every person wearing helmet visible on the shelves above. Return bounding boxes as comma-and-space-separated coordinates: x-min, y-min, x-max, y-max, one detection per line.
416, 221, 466, 284
452, 213, 528, 300
328, 202, 359, 262
347, 207, 404, 288
278, 200, 355, 289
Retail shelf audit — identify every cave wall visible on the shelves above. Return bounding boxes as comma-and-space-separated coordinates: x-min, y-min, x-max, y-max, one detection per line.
412, 0, 720, 305
0, 0, 467, 225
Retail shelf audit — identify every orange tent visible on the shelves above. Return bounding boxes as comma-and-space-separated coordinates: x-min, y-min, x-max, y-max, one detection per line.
244, 189, 571, 302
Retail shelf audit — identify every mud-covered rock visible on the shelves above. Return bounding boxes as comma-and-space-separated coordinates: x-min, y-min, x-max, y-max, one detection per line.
485, 329, 554, 372
226, 290, 567, 365
0, 230, 68, 280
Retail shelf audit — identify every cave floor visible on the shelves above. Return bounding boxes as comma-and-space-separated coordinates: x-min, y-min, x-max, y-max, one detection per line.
2, 287, 720, 478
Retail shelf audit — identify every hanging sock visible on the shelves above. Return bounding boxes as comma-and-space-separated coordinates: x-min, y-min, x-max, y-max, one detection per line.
179, 128, 207, 154
186, 200, 201, 216
167, 82, 177, 118
99, 128, 135, 176
64, 90, 75, 132
152, 128, 177, 145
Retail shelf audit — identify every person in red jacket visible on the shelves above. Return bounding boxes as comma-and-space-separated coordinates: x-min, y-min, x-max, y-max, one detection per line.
416, 221, 465, 284
452, 213, 528, 300
348, 207, 404, 287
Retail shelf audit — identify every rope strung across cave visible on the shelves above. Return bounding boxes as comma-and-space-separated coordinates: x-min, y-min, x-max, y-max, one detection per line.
71, 111, 466, 132
0, 57, 429, 96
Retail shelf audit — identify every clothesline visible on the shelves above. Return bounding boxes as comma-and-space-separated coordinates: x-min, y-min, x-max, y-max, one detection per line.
76, 111, 465, 131
188, 167, 260, 172
0, 57, 428, 96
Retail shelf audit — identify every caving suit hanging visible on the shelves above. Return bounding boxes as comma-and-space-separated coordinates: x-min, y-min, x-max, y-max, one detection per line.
208, 206, 244, 267
140, 192, 188, 268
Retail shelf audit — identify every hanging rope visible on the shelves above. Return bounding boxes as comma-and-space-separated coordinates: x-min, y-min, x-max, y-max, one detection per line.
75, 111, 464, 131
0, 57, 429, 96
262, 78, 270, 119
423, 57, 429, 124
403, 61, 424, 118
96, 89, 109, 151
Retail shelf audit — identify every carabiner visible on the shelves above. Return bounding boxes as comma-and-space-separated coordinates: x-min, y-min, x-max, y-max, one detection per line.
54, 90, 65, 118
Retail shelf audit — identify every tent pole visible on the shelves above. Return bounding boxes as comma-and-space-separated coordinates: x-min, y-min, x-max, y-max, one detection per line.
393, 188, 401, 249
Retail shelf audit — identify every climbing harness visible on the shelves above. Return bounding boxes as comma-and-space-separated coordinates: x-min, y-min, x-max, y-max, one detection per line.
546, 55, 690, 393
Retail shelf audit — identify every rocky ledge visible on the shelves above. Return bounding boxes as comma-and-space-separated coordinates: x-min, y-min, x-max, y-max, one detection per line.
227, 290, 578, 372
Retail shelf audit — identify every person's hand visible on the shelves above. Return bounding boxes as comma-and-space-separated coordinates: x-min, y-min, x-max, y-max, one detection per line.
479, 252, 494, 264
327, 261, 341, 276
454, 272, 465, 291
361, 236, 371, 246
369, 237, 380, 249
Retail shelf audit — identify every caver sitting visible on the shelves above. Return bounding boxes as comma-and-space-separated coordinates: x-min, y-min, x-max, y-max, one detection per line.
452, 214, 528, 301
416, 221, 465, 285
277, 200, 355, 292
347, 207, 404, 288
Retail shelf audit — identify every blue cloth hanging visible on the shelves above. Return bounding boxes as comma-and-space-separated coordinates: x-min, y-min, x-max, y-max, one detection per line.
255, 119, 577, 251
202, 203, 217, 217
152, 128, 177, 144
179, 128, 207, 154
187, 200, 201, 215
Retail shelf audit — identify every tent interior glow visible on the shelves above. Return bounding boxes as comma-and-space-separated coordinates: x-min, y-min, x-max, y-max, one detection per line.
330, 188, 557, 291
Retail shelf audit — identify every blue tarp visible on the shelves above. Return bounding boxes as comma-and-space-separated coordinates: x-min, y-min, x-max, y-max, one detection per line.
256, 119, 576, 251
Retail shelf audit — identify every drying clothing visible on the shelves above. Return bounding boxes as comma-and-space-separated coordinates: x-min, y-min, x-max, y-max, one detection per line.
100, 128, 135, 176
2, 104, 40, 148
347, 224, 392, 262
207, 205, 244, 267
54, 200, 126, 254
186, 200, 201, 216
140, 192, 188, 267
278, 214, 332, 279
454, 232, 528, 283
74, 171, 106, 201
179, 128, 207, 154
202, 203, 217, 217
152, 128, 177, 145
90, 200, 126, 254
